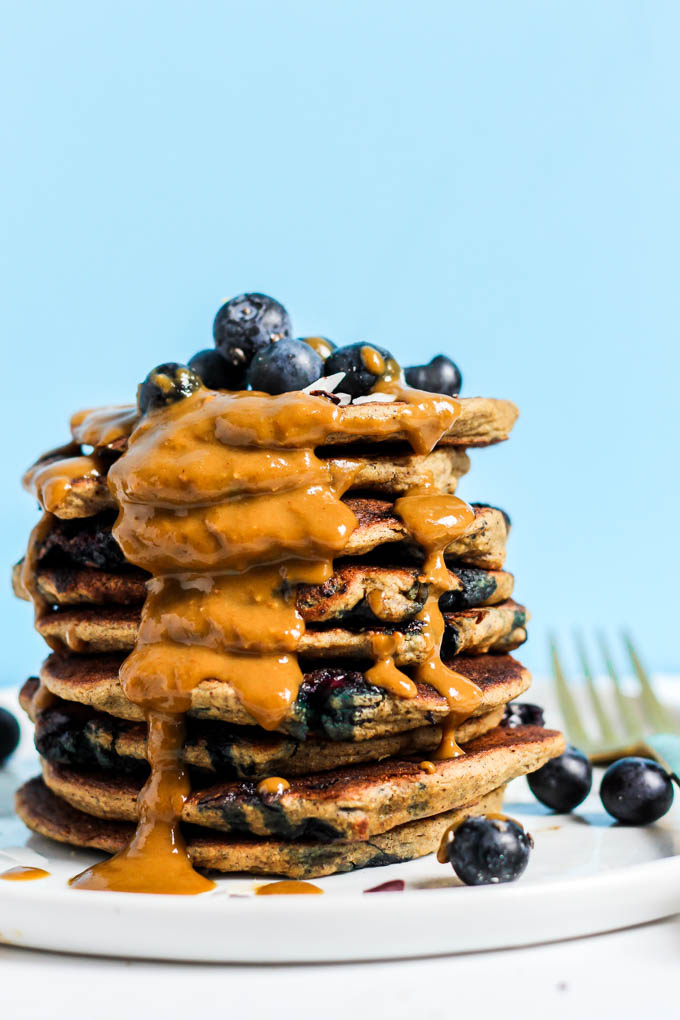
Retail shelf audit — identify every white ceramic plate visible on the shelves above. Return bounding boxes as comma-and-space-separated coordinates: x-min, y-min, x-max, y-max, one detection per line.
1, 683, 680, 962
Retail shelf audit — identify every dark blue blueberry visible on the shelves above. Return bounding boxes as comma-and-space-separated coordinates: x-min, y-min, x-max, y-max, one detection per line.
213, 293, 292, 370
501, 702, 545, 728
528, 745, 592, 812
188, 349, 244, 390
137, 363, 202, 414
446, 815, 533, 885
405, 355, 462, 397
246, 339, 323, 395
0, 707, 20, 765
300, 337, 336, 360
324, 342, 393, 398
600, 757, 674, 825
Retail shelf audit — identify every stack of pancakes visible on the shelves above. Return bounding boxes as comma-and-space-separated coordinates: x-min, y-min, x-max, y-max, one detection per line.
13, 395, 564, 879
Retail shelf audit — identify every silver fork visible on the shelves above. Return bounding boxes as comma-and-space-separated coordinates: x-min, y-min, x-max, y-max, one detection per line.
550, 632, 680, 776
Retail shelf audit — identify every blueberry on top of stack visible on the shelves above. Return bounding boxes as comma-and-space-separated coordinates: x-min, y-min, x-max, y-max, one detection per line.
187, 292, 463, 400
13, 291, 565, 888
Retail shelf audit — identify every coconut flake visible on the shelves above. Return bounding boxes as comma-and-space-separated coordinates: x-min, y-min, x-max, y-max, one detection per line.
302, 372, 346, 396
351, 392, 397, 405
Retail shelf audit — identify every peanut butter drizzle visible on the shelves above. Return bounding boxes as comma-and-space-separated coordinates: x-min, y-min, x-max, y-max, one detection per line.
365, 588, 389, 618
361, 345, 386, 376
70, 405, 138, 447
393, 483, 483, 758
257, 777, 291, 795
44, 375, 479, 894
71, 709, 215, 894
23, 454, 105, 515
302, 337, 335, 359
65, 388, 397, 893
255, 880, 323, 895
0, 866, 50, 882
365, 634, 417, 698
372, 356, 461, 456
437, 820, 464, 863
419, 760, 437, 774
364, 343, 483, 744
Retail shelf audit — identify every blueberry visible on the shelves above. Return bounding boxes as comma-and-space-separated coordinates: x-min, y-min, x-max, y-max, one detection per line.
0, 707, 20, 765
324, 342, 393, 398
300, 337, 336, 360
137, 363, 202, 414
188, 349, 244, 390
213, 293, 292, 370
445, 816, 533, 885
600, 757, 674, 825
246, 339, 323, 395
528, 746, 592, 812
405, 355, 462, 397
501, 702, 545, 728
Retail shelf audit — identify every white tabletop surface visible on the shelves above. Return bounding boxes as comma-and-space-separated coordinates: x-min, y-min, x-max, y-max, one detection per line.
1, 915, 679, 1020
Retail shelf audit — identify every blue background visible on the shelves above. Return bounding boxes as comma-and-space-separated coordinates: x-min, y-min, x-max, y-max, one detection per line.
2, 1, 678, 687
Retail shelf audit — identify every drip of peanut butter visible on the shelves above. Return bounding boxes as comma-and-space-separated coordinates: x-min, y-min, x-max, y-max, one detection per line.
41, 365, 481, 894
365, 634, 416, 698
257, 777, 291, 795
393, 483, 483, 757
70, 405, 139, 447
372, 357, 461, 455
67, 390, 359, 893
302, 337, 335, 360
0, 866, 50, 882
361, 345, 386, 376
23, 454, 105, 516
71, 710, 215, 894
255, 880, 323, 895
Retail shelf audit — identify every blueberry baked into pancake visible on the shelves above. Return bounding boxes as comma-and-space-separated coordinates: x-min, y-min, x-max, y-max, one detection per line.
14, 292, 564, 889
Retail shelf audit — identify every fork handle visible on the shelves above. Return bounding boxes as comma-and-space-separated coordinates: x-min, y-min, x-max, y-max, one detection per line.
645, 734, 680, 779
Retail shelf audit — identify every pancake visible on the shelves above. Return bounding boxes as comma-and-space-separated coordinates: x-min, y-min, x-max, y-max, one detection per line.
15, 562, 146, 606
39, 725, 564, 841
303, 602, 528, 661
298, 563, 513, 623
487, 628, 527, 653
321, 446, 471, 493
20, 679, 505, 778
23, 444, 114, 518
338, 498, 509, 568
28, 511, 128, 571
39, 651, 532, 738
324, 396, 518, 448
23, 501, 510, 579
33, 599, 527, 660
21, 685, 505, 779
24, 446, 474, 520
16, 776, 507, 878
15, 380, 535, 886
66, 395, 516, 456
18, 561, 514, 620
